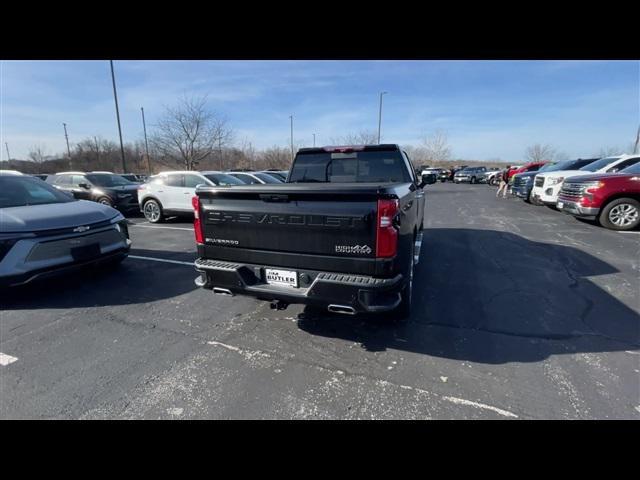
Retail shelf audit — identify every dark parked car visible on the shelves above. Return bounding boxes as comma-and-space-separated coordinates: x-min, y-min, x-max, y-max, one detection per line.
47, 172, 140, 212
0, 174, 130, 287
120, 173, 148, 183
193, 144, 435, 322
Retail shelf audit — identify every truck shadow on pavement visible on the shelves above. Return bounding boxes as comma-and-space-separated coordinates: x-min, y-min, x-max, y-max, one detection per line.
0, 249, 197, 310
297, 228, 640, 364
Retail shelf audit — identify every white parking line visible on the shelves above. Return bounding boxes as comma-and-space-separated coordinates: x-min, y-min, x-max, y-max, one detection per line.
129, 224, 193, 231
443, 396, 519, 418
128, 255, 195, 266
0, 353, 18, 366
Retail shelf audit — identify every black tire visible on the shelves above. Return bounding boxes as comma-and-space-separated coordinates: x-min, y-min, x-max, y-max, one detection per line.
143, 199, 164, 223
470, 177, 476, 184
598, 198, 640, 231
388, 242, 414, 323
97, 196, 113, 207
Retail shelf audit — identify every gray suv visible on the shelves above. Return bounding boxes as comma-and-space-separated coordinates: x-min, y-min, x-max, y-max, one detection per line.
0, 174, 131, 287
454, 166, 487, 184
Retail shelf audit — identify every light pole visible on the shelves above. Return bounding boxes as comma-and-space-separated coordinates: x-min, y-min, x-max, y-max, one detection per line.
110, 60, 127, 173
4, 142, 11, 166
313, 133, 316, 147
290, 115, 294, 162
634, 124, 640, 154
377, 91, 387, 144
63, 123, 72, 169
141, 107, 151, 173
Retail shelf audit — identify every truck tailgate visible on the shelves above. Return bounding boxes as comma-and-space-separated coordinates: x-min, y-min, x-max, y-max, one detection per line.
201, 185, 385, 254
196, 184, 397, 275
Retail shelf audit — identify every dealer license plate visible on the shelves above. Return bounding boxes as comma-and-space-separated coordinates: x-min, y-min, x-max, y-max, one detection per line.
265, 268, 298, 288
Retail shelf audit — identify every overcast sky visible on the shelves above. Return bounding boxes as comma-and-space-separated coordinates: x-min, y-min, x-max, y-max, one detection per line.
1, 60, 638, 162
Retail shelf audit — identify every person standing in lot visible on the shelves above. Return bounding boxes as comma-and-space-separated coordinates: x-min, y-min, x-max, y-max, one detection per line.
496, 165, 511, 198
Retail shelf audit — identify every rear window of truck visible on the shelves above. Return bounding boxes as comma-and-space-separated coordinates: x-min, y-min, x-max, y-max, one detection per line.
289, 150, 412, 183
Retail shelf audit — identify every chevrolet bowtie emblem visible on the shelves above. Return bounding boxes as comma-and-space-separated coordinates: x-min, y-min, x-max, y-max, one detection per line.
73, 226, 90, 233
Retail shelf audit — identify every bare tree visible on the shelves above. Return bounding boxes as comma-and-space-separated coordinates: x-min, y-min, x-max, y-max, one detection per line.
27, 144, 48, 163
596, 146, 620, 157
151, 95, 233, 171
259, 146, 292, 170
420, 130, 452, 164
331, 130, 378, 145
524, 143, 556, 162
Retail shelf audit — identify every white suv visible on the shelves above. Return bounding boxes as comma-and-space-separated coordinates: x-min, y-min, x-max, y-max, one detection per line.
137, 171, 243, 223
531, 155, 640, 207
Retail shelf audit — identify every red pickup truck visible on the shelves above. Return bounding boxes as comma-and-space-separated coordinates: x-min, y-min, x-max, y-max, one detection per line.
557, 163, 640, 230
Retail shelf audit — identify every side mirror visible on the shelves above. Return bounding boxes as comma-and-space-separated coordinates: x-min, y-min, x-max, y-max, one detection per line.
420, 173, 437, 187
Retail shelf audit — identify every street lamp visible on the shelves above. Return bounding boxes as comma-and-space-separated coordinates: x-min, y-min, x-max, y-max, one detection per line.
377, 91, 387, 144
290, 115, 294, 162
313, 133, 316, 147
63, 123, 72, 169
141, 107, 151, 173
110, 60, 127, 173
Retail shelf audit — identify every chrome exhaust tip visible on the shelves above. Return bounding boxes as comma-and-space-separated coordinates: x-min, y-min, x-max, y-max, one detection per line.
213, 287, 234, 296
327, 304, 356, 315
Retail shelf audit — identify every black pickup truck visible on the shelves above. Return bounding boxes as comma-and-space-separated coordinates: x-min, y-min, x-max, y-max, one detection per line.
192, 144, 435, 321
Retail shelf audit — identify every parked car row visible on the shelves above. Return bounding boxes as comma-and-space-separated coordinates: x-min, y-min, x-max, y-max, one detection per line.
507, 155, 640, 231
137, 169, 289, 223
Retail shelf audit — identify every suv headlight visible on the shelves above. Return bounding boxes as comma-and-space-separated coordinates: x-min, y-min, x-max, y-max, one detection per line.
548, 177, 565, 185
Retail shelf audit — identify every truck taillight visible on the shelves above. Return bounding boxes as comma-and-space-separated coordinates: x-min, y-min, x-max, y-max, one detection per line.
376, 199, 399, 258
192, 196, 204, 245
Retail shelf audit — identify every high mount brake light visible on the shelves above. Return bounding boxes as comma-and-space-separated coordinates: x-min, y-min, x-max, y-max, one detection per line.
322, 145, 366, 153
376, 199, 399, 258
192, 196, 204, 245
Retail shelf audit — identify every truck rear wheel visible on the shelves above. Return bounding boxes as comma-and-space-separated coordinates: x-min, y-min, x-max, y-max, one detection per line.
599, 198, 640, 231
388, 245, 414, 323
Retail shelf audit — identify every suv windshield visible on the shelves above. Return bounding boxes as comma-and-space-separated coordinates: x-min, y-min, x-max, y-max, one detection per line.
0, 175, 75, 208
203, 173, 245, 186
254, 173, 282, 183
289, 150, 411, 183
579, 157, 619, 172
620, 163, 640, 174
86, 174, 135, 187
536, 162, 557, 172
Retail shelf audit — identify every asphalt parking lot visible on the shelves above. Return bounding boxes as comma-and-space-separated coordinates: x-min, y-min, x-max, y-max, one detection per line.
1, 182, 639, 419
